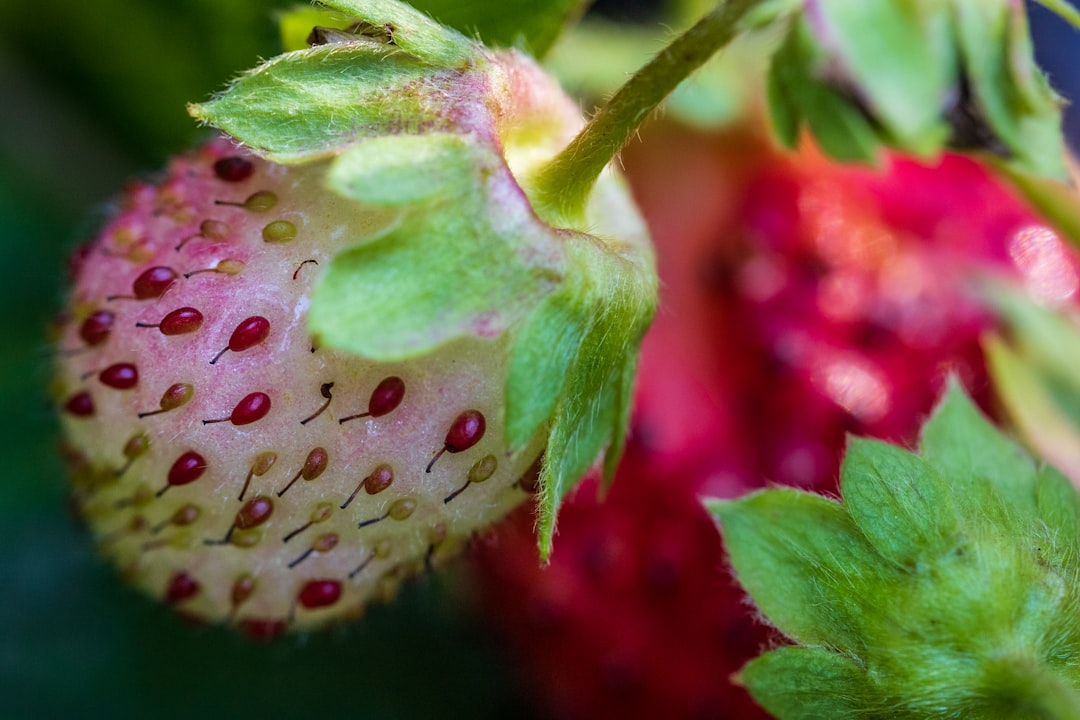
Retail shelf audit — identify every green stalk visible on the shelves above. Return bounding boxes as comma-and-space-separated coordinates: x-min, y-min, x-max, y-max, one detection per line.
529, 0, 762, 226
1035, 0, 1080, 31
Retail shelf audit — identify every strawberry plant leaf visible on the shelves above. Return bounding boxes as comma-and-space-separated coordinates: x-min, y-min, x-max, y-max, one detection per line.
840, 438, 960, 567
740, 647, 877, 720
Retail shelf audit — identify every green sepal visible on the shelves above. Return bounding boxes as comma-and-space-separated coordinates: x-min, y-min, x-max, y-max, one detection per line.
1034, 464, 1080, 564
281, 0, 585, 60
813, 0, 953, 157
308, 0, 474, 65
917, 378, 1038, 526
706, 489, 886, 653
985, 333, 1080, 486
768, 0, 1068, 179
984, 285, 1080, 482
402, 0, 589, 58
740, 647, 879, 720
529, 235, 656, 558
711, 382, 1080, 718
189, 43, 476, 163
993, 162, 1080, 246
951, 0, 1067, 179
310, 142, 561, 360
328, 132, 477, 206
766, 18, 881, 162
840, 437, 960, 567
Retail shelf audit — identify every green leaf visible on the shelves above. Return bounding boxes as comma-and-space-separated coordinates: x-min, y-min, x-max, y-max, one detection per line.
189, 44, 474, 163
708, 489, 888, 653
313, 0, 474, 65
406, 0, 589, 58
918, 378, 1038, 524
741, 647, 879, 720
310, 152, 562, 360
840, 437, 960, 567
814, 0, 952, 156
328, 132, 478, 206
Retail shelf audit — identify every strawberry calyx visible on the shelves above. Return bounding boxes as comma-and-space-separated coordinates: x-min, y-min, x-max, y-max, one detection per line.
188, 0, 658, 558
709, 380, 1080, 718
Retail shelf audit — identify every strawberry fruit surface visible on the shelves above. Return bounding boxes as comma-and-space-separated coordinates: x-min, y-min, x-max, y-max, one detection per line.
55, 138, 543, 635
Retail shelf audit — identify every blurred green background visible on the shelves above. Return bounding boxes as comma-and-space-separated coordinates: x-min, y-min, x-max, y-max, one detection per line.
2, 1, 1078, 718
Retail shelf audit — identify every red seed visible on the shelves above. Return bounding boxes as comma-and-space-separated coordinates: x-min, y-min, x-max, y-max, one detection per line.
164, 572, 200, 604
213, 156, 255, 183
64, 391, 95, 417
209, 391, 271, 425
235, 496, 274, 530
168, 451, 207, 487
230, 317, 270, 352
212, 316, 270, 364
99, 363, 138, 389
446, 410, 486, 452
79, 310, 115, 346
138, 307, 204, 335
132, 266, 178, 299
369, 376, 405, 417
298, 579, 342, 609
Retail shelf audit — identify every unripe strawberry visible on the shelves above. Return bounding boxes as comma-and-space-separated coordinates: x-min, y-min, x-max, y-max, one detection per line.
54, 0, 656, 634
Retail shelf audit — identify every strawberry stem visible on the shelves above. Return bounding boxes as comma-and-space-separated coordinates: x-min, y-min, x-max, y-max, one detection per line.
1035, 0, 1080, 30
529, 0, 761, 225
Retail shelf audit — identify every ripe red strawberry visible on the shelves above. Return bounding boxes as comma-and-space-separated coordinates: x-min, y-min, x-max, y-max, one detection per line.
471, 120, 1079, 718
55, 138, 553, 634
